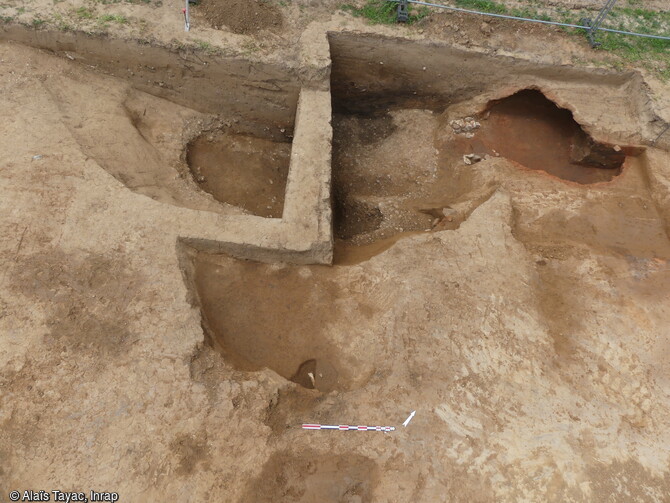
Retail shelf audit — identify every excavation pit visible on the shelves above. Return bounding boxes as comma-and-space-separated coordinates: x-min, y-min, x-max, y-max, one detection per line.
328, 34, 648, 252
472, 89, 627, 184
288, 359, 338, 390
186, 129, 291, 218
5, 23, 670, 503
191, 252, 372, 392
331, 109, 441, 246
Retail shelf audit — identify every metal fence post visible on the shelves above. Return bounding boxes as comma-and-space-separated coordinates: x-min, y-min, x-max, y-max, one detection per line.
183, 0, 190, 31
580, 0, 618, 47
397, 0, 409, 23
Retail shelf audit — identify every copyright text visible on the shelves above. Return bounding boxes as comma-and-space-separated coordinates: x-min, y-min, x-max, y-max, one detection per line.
8, 490, 119, 502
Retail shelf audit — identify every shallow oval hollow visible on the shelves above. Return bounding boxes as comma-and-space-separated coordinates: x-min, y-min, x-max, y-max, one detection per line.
192, 253, 367, 392
186, 129, 291, 217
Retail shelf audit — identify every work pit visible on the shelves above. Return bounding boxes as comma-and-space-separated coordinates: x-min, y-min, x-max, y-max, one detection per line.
2, 22, 670, 503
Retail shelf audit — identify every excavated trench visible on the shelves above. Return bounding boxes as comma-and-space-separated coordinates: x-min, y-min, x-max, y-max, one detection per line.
0, 28, 301, 216
14, 26, 661, 410
6, 27, 670, 502
182, 34, 655, 389
190, 252, 381, 393
328, 34, 644, 251
186, 129, 291, 217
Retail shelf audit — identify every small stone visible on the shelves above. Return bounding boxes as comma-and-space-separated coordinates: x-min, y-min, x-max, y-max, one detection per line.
463, 153, 482, 165
449, 119, 465, 131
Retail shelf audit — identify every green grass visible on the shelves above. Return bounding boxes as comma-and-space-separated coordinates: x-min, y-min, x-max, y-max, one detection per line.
450, 0, 670, 79
341, 0, 669, 79
195, 40, 215, 52
91, 0, 151, 4
194, 39, 224, 55
75, 6, 94, 18
596, 31, 670, 78
454, 0, 506, 14
341, 1, 429, 25
591, 7, 670, 78
454, 0, 555, 21
98, 13, 128, 24
170, 38, 187, 50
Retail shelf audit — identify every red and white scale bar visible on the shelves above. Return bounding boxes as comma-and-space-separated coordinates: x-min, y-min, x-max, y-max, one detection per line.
302, 424, 396, 432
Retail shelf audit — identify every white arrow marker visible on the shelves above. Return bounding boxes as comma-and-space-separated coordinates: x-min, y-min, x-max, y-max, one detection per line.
402, 410, 416, 428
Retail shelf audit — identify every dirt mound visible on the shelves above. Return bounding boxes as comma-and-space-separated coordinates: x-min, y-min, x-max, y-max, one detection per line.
197, 0, 282, 34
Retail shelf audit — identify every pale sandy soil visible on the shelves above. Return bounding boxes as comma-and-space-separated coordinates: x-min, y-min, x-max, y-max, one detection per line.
1, 1, 670, 502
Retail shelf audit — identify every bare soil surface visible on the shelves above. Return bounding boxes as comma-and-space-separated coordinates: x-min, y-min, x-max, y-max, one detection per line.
197, 0, 283, 34
2, 2, 670, 502
187, 130, 291, 217
332, 109, 442, 244
332, 87, 647, 250
241, 451, 379, 502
